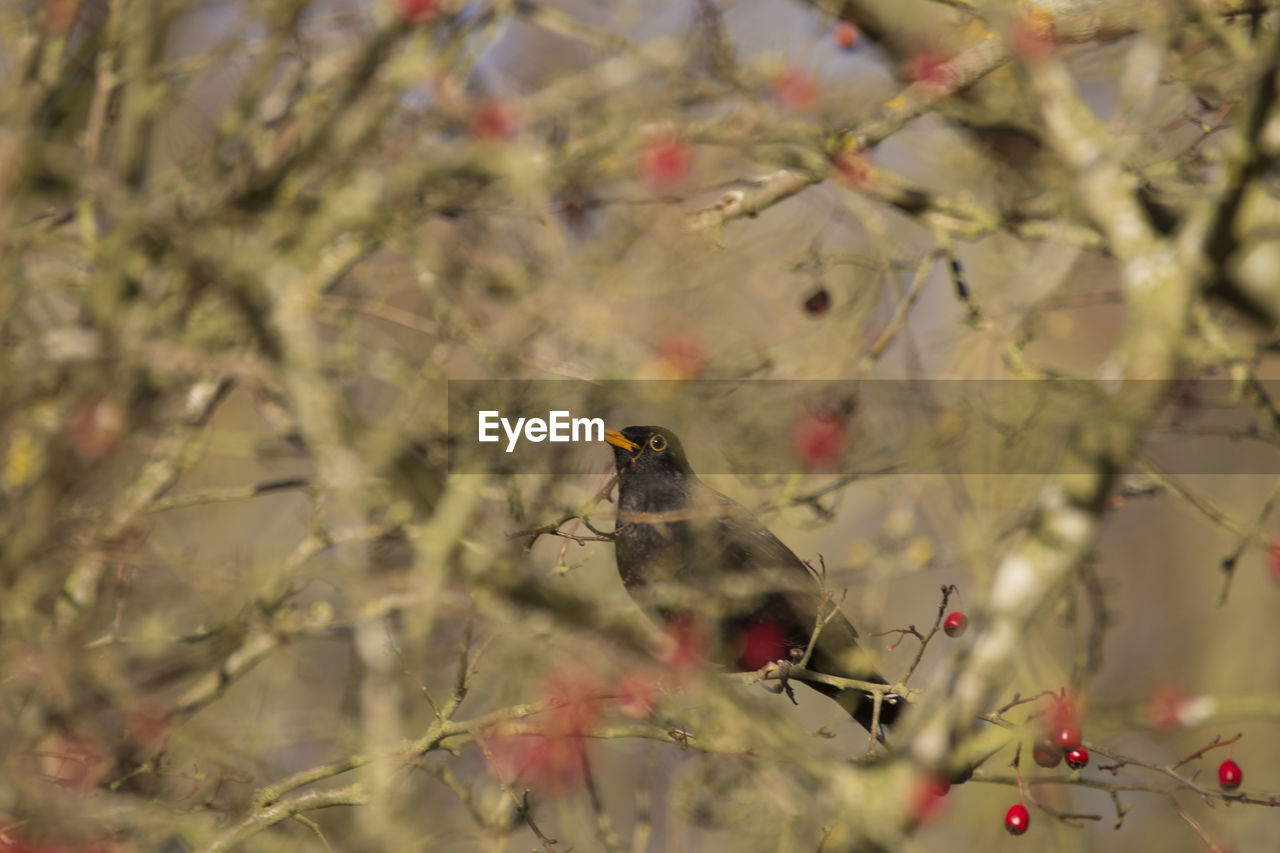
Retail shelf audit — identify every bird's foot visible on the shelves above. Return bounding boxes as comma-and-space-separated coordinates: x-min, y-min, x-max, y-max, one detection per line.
759, 659, 799, 705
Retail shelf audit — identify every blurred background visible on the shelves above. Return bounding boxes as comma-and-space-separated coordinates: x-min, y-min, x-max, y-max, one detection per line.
2, 0, 1279, 850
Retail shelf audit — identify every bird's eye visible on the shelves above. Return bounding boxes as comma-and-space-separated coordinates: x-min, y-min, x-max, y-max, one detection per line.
648, 434, 667, 452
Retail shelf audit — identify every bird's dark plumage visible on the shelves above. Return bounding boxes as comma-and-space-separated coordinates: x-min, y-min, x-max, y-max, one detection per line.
605, 425, 902, 734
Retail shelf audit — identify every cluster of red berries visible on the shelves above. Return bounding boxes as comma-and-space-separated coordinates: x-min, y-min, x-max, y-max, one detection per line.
1031, 697, 1087, 773
1032, 737, 1089, 771
1008, 692, 1090, 836
909, 598, 1251, 837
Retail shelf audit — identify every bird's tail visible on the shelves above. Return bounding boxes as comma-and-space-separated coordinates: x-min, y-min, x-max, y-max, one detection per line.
802, 613, 906, 737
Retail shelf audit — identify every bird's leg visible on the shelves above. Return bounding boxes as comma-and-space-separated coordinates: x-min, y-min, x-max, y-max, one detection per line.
759, 658, 799, 705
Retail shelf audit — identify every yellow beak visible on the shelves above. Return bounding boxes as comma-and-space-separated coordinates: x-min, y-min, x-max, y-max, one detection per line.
603, 429, 640, 452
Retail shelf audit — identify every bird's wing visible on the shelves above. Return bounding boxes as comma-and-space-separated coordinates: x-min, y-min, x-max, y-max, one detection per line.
688, 485, 841, 641
685, 482, 901, 732
693, 483, 885, 680
692, 483, 811, 574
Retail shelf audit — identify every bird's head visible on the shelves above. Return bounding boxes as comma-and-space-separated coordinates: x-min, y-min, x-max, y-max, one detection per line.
603, 425, 694, 479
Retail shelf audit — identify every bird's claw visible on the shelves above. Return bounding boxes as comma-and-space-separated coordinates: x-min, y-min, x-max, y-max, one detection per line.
759, 659, 799, 705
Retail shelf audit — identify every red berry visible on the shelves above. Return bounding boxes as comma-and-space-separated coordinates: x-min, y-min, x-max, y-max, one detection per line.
1147, 684, 1188, 731
1268, 543, 1280, 583
656, 333, 705, 379
834, 21, 859, 51
470, 99, 516, 141
639, 134, 691, 190
1053, 724, 1082, 752
659, 614, 707, 674
789, 414, 845, 471
773, 67, 818, 114
541, 666, 603, 738
908, 773, 951, 823
613, 670, 661, 720
1218, 758, 1242, 791
1065, 747, 1088, 770
1045, 691, 1083, 750
803, 288, 831, 316
907, 48, 954, 94
1004, 803, 1030, 835
489, 725, 587, 793
399, 0, 438, 24
1032, 739, 1062, 768
943, 611, 967, 637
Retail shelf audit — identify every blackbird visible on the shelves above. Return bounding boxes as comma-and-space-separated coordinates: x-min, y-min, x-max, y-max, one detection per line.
604, 425, 902, 734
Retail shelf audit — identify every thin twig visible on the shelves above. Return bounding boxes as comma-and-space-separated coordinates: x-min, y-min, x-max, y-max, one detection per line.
475, 733, 559, 853
1170, 732, 1242, 770
861, 250, 943, 369
901, 585, 955, 684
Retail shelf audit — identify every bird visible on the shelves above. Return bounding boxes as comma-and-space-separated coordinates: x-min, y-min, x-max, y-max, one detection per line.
604, 425, 902, 735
